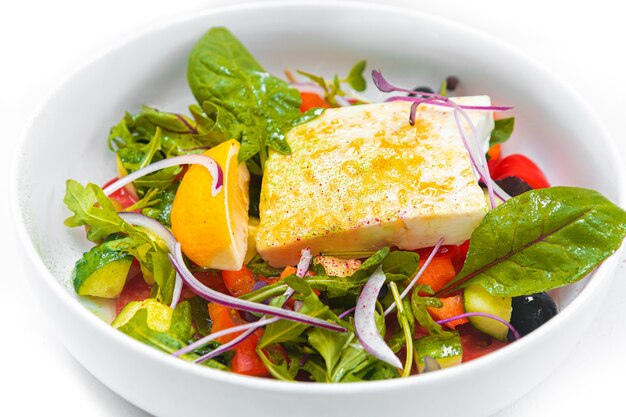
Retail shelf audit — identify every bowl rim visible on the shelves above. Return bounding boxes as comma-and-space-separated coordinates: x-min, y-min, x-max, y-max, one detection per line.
11, 0, 626, 395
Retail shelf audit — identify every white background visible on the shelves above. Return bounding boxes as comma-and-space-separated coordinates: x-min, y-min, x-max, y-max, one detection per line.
2, 0, 625, 416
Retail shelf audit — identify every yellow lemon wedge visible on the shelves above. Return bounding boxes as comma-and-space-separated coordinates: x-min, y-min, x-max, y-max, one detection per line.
171, 139, 250, 270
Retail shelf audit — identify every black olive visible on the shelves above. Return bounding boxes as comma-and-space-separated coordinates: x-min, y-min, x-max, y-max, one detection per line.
510, 292, 558, 336
494, 176, 533, 197
408, 86, 434, 97
445, 76, 459, 91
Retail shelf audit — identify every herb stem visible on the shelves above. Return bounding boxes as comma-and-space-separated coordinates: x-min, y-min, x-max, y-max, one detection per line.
389, 281, 413, 378
240, 283, 288, 303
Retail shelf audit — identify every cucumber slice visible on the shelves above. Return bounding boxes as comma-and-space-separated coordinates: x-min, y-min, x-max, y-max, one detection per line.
112, 298, 172, 332
464, 284, 512, 341
73, 245, 133, 298
414, 333, 462, 373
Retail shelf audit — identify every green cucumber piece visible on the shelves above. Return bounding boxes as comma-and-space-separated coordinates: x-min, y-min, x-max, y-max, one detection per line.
73, 245, 133, 298
112, 299, 172, 332
464, 284, 512, 341
414, 333, 462, 373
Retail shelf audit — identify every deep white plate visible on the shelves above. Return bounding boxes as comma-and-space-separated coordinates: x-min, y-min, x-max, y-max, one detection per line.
12, 2, 625, 416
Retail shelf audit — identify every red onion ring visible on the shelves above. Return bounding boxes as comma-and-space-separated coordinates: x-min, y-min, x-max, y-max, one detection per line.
174, 317, 279, 358
117, 212, 183, 309
103, 154, 223, 197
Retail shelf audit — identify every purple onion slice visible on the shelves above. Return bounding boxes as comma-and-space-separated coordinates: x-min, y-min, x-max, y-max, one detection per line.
103, 154, 223, 197
174, 317, 279, 358
355, 266, 402, 369
170, 242, 345, 333
194, 327, 257, 363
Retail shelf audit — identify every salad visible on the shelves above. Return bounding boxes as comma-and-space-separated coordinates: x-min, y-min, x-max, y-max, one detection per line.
63, 27, 626, 381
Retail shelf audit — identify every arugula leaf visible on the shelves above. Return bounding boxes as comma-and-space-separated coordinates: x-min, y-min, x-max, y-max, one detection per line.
297, 60, 367, 105
256, 345, 299, 382
301, 356, 329, 382
439, 187, 626, 297
108, 105, 226, 193
307, 325, 352, 374
489, 117, 515, 148
349, 247, 390, 281
382, 251, 420, 281
187, 27, 305, 171
188, 296, 212, 337
64, 180, 134, 242
64, 181, 176, 303
117, 309, 227, 370
259, 276, 335, 347
410, 285, 449, 336
246, 253, 283, 278
141, 182, 179, 226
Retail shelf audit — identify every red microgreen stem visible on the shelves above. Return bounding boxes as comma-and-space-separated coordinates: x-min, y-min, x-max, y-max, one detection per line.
384, 238, 445, 316
372, 70, 514, 208
338, 307, 356, 319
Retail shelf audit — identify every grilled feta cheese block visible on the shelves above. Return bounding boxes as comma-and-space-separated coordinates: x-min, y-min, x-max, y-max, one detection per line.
257, 98, 493, 267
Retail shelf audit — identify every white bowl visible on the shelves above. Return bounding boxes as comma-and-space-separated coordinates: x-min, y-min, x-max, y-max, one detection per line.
12, 2, 626, 416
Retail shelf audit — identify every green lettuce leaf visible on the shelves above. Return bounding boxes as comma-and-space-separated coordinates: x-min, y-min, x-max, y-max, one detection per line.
440, 186, 626, 297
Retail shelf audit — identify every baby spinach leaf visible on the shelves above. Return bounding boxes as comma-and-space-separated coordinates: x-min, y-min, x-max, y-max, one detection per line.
489, 117, 515, 148
187, 27, 304, 170
346, 60, 367, 92
439, 187, 626, 297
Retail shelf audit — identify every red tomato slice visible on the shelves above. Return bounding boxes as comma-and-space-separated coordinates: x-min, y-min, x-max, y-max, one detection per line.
115, 260, 151, 314
222, 266, 256, 297
181, 270, 229, 300
300, 92, 331, 112
231, 330, 269, 377
102, 178, 138, 210
459, 323, 509, 362
489, 154, 550, 189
